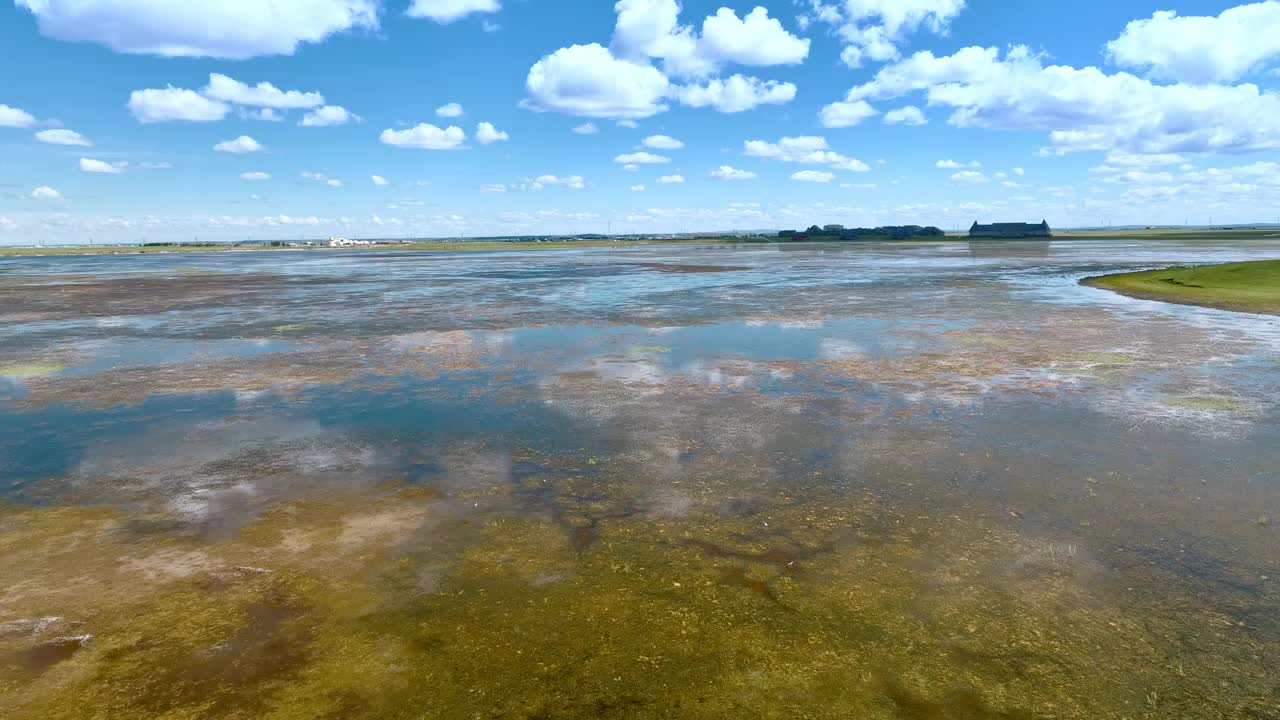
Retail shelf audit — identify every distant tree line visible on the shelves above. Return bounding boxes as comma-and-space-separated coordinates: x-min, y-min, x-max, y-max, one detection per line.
779, 225, 945, 240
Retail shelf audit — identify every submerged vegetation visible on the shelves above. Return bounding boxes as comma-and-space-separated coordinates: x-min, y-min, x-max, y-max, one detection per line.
2, 242, 1279, 717
1083, 259, 1280, 315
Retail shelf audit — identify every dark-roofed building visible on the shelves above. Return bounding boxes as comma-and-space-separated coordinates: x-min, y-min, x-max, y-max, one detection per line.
969, 220, 1051, 238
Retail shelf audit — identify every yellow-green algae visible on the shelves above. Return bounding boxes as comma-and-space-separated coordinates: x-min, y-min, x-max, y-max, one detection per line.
3, 483, 1277, 720
1162, 396, 1251, 413
0, 364, 64, 377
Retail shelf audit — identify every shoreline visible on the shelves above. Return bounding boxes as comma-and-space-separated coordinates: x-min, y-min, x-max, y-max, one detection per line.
1081, 259, 1280, 317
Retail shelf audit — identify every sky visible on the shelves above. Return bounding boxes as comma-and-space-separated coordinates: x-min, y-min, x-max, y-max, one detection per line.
2, 0, 1280, 243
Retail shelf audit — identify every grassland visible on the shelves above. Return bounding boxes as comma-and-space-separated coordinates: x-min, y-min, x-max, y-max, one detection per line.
1083, 259, 1280, 316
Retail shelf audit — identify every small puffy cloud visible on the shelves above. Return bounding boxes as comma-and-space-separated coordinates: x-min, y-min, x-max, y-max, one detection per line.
36, 128, 91, 146
380, 123, 467, 150
524, 43, 670, 119
246, 108, 284, 121
128, 87, 229, 123
1106, 4, 1280, 84
531, 174, 586, 190
475, 121, 510, 144
615, 151, 670, 164
480, 183, 507, 193
950, 170, 990, 184
30, 186, 62, 199
0, 104, 36, 127
695, 7, 811, 70
80, 158, 127, 173
371, 175, 389, 186
572, 122, 599, 135
744, 135, 869, 172
621, 164, 640, 172
710, 165, 755, 180
1013, 167, 1025, 176
818, 100, 877, 128
813, 0, 965, 69
617, 120, 640, 129
213, 135, 266, 153
240, 171, 271, 180
407, 0, 500, 24
301, 105, 358, 126
302, 171, 343, 187
203, 73, 323, 108
935, 159, 963, 168
657, 174, 684, 184
791, 170, 835, 183
883, 105, 927, 125
675, 75, 796, 113
642, 134, 683, 150
630, 184, 646, 191
613, 1, 808, 78
436, 102, 464, 118
14, 0, 379, 59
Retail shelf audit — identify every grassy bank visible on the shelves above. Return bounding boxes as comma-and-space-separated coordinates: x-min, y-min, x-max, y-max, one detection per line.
1083, 259, 1280, 315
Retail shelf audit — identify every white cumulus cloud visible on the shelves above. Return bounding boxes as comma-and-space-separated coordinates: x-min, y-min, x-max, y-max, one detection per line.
371, 175, 389, 186
572, 122, 599, 135
675, 75, 796, 113
30, 186, 62, 200
240, 171, 271, 180
301, 105, 358, 126
791, 170, 835, 183
15, 0, 379, 59
0, 104, 36, 127
818, 100, 877, 128
80, 158, 126, 173
525, 43, 671, 119
1106, 3, 1280, 84
950, 170, 989, 184
203, 73, 323, 108
630, 184, 646, 191
843, 44, 1280, 156
36, 129, 91, 146
213, 135, 266, 154
407, 0, 500, 24
475, 121, 509, 144
613, 0, 808, 78
710, 165, 756, 179
615, 151, 670, 164
380, 123, 467, 150
883, 105, 927, 125
744, 136, 869, 172
657, 174, 684, 183
526, 1, 807, 119
128, 87, 230, 123
642, 134, 683, 150
436, 102, 464, 118
813, 0, 965, 68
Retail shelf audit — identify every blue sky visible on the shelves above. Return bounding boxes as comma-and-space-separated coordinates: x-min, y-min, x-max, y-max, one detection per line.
2, 0, 1279, 243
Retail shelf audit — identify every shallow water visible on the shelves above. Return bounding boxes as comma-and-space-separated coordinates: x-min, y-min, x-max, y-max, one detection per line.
1, 240, 1278, 718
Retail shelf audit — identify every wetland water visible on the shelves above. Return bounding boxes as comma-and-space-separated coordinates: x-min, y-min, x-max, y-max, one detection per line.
1, 239, 1278, 718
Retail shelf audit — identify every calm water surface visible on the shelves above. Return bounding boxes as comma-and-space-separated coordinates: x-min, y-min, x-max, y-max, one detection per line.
1, 240, 1278, 718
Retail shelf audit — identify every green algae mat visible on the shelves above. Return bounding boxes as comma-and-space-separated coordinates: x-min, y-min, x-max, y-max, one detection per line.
1083, 259, 1280, 315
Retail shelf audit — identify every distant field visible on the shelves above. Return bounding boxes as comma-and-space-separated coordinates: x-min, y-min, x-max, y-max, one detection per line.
5, 228, 1280, 258
1083, 259, 1280, 316
0, 238, 742, 258
1057, 228, 1280, 241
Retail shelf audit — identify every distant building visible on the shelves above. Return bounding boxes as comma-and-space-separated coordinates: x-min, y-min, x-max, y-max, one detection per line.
823, 224, 845, 233
969, 220, 1051, 238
